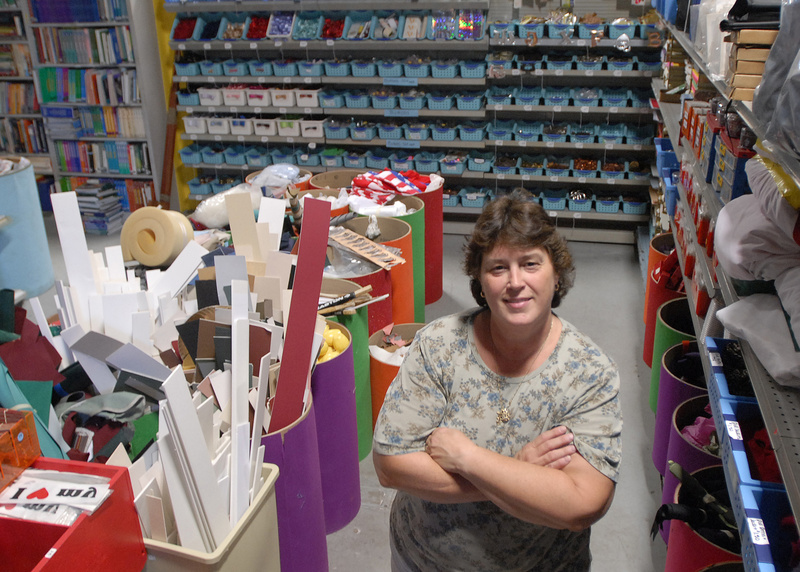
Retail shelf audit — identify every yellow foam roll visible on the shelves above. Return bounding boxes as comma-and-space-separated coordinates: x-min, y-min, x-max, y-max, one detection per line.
120, 207, 194, 267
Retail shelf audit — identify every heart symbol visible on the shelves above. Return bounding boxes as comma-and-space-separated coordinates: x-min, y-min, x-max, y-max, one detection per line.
27, 488, 48, 500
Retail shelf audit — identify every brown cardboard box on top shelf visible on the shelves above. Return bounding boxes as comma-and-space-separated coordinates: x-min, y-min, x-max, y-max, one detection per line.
726, 28, 779, 45
730, 74, 762, 89
730, 45, 772, 62
727, 87, 756, 101
729, 59, 765, 75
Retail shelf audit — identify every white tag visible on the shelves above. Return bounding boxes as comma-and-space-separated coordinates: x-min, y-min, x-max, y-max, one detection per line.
726, 420, 743, 441
203, 43, 211, 50
747, 518, 769, 545
224, 42, 231, 50
709, 352, 723, 367
574, 213, 582, 218
524, 105, 532, 111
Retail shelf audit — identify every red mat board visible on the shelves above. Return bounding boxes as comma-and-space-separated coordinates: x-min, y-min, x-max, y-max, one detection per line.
268, 198, 331, 433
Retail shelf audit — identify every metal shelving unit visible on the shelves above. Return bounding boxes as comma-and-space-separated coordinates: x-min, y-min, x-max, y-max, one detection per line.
656, 32, 800, 537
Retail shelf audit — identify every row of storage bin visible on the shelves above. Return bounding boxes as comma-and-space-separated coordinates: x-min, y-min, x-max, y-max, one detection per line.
171, 9, 486, 43
183, 115, 326, 138
179, 142, 651, 179
174, 53, 658, 79
184, 86, 321, 108
324, 120, 654, 145
488, 19, 659, 40
443, 187, 649, 213
484, 86, 651, 108
703, 336, 794, 572
175, 57, 490, 79
179, 85, 651, 111
182, 112, 653, 145
486, 54, 660, 73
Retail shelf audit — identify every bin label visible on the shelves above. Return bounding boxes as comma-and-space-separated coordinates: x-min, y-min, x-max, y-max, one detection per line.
747, 518, 769, 545
726, 420, 743, 441
709, 353, 723, 368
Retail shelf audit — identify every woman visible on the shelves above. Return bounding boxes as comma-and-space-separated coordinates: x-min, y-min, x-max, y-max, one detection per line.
372, 190, 622, 571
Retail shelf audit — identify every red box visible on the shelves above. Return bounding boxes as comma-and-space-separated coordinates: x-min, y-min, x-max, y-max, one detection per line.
0, 457, 146, 572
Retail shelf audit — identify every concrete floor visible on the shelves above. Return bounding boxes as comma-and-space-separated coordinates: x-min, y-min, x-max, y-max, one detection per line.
326, 233, 669, 571
35, 216, 668, 571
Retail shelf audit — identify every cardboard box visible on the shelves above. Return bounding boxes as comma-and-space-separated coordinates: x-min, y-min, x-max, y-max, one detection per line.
727, 86, 755, 101
730, 73, 762, 88
729, 59, 765, 75
727, 29, 779, 45
731, 46, 772, 61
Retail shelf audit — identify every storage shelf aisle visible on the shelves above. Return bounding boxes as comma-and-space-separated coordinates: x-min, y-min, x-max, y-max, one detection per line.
657, 63, 800, 542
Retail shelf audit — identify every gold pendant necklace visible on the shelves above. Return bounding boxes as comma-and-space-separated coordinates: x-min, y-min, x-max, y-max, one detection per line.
493, 315, 554, 425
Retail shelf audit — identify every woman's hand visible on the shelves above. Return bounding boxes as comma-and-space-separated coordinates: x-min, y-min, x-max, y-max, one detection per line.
515, 425, 575, 470
425, 427, 477, 474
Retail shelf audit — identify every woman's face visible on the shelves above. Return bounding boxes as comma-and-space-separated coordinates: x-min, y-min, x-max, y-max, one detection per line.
479, 243, 558, 329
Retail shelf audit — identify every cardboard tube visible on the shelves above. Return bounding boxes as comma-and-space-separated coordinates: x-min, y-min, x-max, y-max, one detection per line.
660, 395, 719, 542
385, 195, 426, 323
120, 207, 193, 267
261, 394, 328, 572
419, 181, 443, 304
323, 277, 373, 461
644, 233, 674, 323
664, 467, 742, 571
311, 321, 360, 534
368, 323, 425, 428
649, 297, 695, 413
0, 157, 54, 297
344, 217, 414, 325
652, 342, 706, 476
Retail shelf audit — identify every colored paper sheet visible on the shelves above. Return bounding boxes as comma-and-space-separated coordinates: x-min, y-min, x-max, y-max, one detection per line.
268, 198, 331, 433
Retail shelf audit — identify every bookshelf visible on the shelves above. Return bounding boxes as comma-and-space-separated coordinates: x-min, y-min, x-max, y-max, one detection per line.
0, 0, 51, 176
30, 0, 166, 212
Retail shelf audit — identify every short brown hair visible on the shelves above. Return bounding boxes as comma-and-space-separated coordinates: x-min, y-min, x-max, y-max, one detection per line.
463, 189, 575, 308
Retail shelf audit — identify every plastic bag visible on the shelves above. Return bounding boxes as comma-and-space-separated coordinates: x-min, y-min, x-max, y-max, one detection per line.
191, 183, 263, 228
717, 294, 800, 386
753, 0, 800, 157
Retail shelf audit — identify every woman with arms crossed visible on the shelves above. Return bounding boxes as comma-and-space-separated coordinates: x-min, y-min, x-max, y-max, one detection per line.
373, 190, 622, 571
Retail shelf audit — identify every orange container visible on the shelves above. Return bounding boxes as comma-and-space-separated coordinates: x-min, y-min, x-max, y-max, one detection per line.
343, 217, 415, 326
644, 233, 675, 323
368, 323, 426, 427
